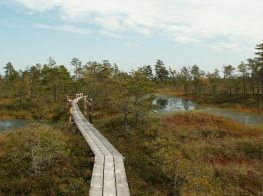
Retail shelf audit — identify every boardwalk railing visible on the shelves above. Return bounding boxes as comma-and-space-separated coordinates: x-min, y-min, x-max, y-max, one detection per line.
71, 95, 130, 196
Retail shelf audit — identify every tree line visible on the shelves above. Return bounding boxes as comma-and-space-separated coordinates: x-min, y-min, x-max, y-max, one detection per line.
142, 43, 263, 97
0, 58, 156, 129
0, 43, 262, 123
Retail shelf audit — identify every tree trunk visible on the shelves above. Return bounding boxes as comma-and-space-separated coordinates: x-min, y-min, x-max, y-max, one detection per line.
212, 85, 215, 93
19, 93, 22, 107
257, 78, 260, 95
252, 72, 255, 95
243, 77, 246, 95
229, 78, 233, 95
54, 86, 57, 102
124, 106, 128, 132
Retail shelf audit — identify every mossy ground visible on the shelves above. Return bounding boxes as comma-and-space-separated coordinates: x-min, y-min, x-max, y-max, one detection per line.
0, 123, 93, 196
94, 111, 263, 195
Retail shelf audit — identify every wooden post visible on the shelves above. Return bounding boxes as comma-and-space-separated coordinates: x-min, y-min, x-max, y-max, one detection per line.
67, 100, 73, 123
83, 96, 87, 115
88, 98, 93, 124
66, 97, 69, 109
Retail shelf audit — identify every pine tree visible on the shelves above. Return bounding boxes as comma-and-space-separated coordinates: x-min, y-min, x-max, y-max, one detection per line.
237, 61, 248, 95
154, 59, 169, 83
223, 65, 235, 95
254, 43, 263, 98
128, 70, 155, 126
191, 64, 201, 94
71, 58, 82, 80
247, 58, 258, 95
3, 62, 19, 87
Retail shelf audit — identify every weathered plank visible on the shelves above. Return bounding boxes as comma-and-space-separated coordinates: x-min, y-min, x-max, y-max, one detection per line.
72, 96, 130, 196
88, 126, 123, 157
104, 155, 116, 196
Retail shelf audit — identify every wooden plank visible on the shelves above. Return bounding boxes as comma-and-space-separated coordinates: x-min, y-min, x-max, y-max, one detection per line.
87, 125, 123, 157
90, 175, 103, 190
81, 124, 112, 157
114, 157, 130, 196
72, 96, 130, 196
116, 185, 130, 196
75, 121, 104, 196
77, 124, 103, 157
74, 116, 103, 156
74, 121, 104, 196
104, 156, 116, 196
89, 186, 103, 196
90, 156, 104, 196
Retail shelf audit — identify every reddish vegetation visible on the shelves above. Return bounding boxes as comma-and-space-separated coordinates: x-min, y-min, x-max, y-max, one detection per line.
163, 114, 223, 128
107, 113, 119, 117
209, 155, 251, 165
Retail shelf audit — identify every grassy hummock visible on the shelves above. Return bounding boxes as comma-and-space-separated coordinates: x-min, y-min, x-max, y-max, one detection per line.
95, 111, 263, 195
0, 123, 93, 195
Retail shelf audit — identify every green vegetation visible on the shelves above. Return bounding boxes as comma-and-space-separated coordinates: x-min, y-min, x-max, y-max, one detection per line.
0, 43, 262, 195
0, 43, 262, 120
0, 57, 80, 120
94, 112, 263, 195
0, 123, 93, 195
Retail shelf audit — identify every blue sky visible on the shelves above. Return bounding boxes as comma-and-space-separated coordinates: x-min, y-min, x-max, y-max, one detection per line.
0, 0, 262, 76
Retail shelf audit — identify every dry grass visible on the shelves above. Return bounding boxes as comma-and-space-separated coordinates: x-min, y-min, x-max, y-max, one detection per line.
155, 111, 263, 195
154, 88, 185, 97
95, 110, 263, 195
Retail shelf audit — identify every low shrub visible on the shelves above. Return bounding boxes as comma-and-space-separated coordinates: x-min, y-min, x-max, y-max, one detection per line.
0, 123, 93, 195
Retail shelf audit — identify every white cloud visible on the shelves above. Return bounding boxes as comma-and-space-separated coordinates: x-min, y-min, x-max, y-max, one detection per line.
34, 23, 90, 34
204, 42, 240, 52
125, 43, 138, 47
175, 36, 200, 44
15, 0, 263, 45
219, 42, 240, 52
99, 30, 123, 38
95, 18, 123, 32
124, 14, 156, 29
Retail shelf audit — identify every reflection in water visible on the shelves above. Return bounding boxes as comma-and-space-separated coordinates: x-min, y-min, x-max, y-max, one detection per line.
155, 99, 168, 106
153, 94, 263, 126
153, 97, 196, 112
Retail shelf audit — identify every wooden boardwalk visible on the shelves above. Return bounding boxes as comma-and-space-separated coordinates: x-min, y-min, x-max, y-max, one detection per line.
72, 97, 130, 196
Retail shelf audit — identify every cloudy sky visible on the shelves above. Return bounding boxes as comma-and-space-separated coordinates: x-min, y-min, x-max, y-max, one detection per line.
0, 0, 262, 75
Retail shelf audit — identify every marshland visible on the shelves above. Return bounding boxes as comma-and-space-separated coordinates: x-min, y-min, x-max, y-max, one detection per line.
1, 43, 263, 195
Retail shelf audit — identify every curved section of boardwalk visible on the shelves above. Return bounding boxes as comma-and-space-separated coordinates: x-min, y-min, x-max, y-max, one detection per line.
72, 97, 130, 196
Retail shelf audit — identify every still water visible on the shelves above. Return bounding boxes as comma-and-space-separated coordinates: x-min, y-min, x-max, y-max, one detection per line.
0, 119, 29, 132
0, 120, 66, 132
153, 94, 263, 126
153, 97, 199, 112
